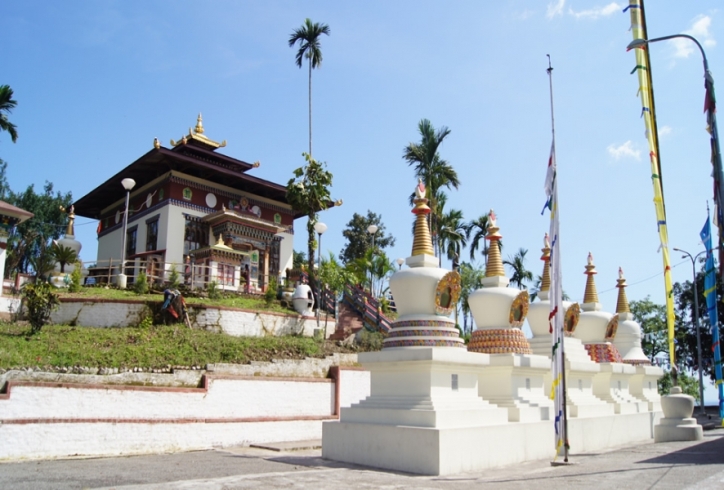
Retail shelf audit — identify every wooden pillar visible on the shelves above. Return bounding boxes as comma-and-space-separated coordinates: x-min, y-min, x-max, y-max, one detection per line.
263, 243, 270, 291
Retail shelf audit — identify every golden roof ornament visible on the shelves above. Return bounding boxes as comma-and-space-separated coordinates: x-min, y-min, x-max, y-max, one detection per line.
540, 233, 551, 293
583, 252, 600, 305
411, 179, 435, 257
484, 209, 505, 277
615, 267, 630, 314
170, 114, 227, 149
153, 137, 160, 149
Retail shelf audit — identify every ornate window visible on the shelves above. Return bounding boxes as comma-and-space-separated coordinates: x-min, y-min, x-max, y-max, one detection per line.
182, 187, 192, 200
218, 263, 235, 287
146, 218, 158, 252
184, 215, 208, 255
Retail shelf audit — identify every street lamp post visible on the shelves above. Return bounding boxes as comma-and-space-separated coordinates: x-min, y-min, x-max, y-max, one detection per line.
314, 221, 327, 332
396, 257, 404, 270
629, 34, 724, 281
118, 178, 136, 289
367, 224, 378, 296
674, 247, 707, 415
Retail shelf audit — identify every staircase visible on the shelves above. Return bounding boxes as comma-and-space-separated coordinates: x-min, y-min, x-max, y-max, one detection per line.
329, 302, 365, 341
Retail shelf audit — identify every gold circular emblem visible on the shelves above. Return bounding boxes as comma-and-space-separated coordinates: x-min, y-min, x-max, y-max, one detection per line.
605, 313, 619, 341
564, 303, 581, 335
509, 290, 530, 328
435, 271, 461, 316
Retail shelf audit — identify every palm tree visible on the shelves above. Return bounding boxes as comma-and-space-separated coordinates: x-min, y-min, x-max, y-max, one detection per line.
504, 248, 533, 290
288, 19, 330, 158
51, 243, 78, 273
403, 119, 460, 254
459, 261, 485, 333
438, 207, 467, 267
0, 85, 18, 143
464, 213, 490, 264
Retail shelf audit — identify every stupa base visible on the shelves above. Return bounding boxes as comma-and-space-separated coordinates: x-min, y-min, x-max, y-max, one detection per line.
322, 420, 552, 476
654, 417, 703, 442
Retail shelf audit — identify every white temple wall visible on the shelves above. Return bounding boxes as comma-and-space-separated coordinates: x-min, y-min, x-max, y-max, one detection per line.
278, 230, 294, 278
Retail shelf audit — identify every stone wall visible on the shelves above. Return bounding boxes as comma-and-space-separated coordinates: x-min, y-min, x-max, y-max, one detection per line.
46, 299, 336, 338
0, 361, 370, 461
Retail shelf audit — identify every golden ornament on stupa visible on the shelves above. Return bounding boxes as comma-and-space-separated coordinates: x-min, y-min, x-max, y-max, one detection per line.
583, 252, 599, 305
484, 209, 505, 277
540, 233, 551, 293
615, 267, 630, 314
410, 179, 435, 257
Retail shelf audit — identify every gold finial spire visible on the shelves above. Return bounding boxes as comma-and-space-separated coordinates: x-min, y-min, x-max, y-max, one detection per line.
615, 267, 630, 314
411, 179, 435, 256
583, 252, 599, 304
540, 233, 551, 293
484, 209, 505, 277
61, 205, 75, 236
153, 137, 160, 149
194, 113, 204, 134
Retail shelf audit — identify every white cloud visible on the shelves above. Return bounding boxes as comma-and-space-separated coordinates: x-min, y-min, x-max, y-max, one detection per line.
607, 141, 641, 161
658, 125, 672, 138
569, 2, 622, 20
516, 9, 535, 20
547, 0, 565, 19
671, 15, 716, 58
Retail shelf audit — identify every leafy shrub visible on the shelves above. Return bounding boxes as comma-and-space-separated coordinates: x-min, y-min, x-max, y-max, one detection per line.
264, 277, 278, 306
22, 280, 60, 335
207, 281, 221, 300
168, 265, 180, 289
356, 330, 385, 351
68, 261, 82, 293
134, 269, 149, 295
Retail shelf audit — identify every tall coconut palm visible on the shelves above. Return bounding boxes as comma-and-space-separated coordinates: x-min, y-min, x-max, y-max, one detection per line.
288, 19, 330, 158
438, 207, 467, 267
504, 248, 533, 290
0, 85, 18, 143
403, 119, 460, 254
464, 213, 490, 264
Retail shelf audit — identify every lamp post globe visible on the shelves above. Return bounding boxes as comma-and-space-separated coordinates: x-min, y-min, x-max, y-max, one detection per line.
396, 257, 405, 270
118, 178, 136, 289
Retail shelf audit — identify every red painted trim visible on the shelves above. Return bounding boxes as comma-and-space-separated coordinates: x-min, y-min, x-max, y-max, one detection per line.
0, 242, 6, 250
1, 415, 336, 425
0, 374, 334, 401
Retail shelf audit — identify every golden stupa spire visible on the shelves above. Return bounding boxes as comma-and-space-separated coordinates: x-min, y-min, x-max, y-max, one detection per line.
615, 267, 630, 314
194, 113, 204, 134
540, 233, 551, 293
484, 209, 505, 277
583, 252, 599, 304
60, 205, 75, 236
411, 179, 435, 256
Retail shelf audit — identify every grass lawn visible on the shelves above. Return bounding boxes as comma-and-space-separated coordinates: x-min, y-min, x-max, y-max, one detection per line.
0, 321, 355, 370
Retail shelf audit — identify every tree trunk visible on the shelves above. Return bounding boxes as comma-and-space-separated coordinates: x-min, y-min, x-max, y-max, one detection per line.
308, 60, 312, 158
307, 217, 317, 309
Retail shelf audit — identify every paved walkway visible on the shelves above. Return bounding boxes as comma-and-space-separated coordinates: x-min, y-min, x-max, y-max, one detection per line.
1, 429, 723, 489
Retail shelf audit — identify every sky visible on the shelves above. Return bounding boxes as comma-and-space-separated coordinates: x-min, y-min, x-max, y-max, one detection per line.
2, 1, 723, 397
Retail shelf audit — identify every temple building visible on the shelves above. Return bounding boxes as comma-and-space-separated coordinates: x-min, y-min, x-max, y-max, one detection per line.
74, 115, 300, 291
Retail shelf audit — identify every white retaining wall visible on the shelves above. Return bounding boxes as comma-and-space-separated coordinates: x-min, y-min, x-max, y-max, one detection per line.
0, 367, 370, 461
47, 300, 335, 338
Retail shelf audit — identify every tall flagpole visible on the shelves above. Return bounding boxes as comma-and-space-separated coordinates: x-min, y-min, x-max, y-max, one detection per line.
546, 55, 569, 463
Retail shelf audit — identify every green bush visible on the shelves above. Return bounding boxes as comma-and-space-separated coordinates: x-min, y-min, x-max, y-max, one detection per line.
658, 369, 700, 397
356, 330, 385, 351
22, 280, 60, 335
68, 262, 82, 293
168, 265, 180, 289
207, 281, 221, 300
134, 269, 149, 295
264, 277, 278, 306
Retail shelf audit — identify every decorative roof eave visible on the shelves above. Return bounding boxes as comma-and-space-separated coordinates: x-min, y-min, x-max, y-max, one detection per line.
170, 114, 227, 150
0, 200, 34, 223
191, 246, 249, 261
201, 208, 287, 234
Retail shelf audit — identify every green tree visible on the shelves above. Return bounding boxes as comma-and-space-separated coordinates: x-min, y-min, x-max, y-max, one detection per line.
292, 250, 307, 269
0, 85, 18, 143
403, 119, 460, 254
437, 206, 466, 266
630, 297, 669, 362
465, 212, 490, 263
503, 248, 533, 290
285, 153, 339, 303
22, 280, 60, 335
288, 18, 330, 158
339, 210, 396, 264
50, 243, 78, 274
319, 252, 355, 296
459, 261, 485, 333
5, 182, 72, 276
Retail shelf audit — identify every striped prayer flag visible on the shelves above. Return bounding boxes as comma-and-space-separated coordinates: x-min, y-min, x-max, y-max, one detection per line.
701, 214, 724, 420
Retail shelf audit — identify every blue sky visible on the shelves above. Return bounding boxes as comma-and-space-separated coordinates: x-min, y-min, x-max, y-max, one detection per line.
2, 2, 722, 325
